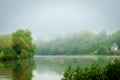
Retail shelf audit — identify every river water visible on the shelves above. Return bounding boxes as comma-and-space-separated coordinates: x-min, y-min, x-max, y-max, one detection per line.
0, 55, 119, 80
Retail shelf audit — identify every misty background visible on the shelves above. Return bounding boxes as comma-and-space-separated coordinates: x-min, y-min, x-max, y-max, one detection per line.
0, 0, 120, 38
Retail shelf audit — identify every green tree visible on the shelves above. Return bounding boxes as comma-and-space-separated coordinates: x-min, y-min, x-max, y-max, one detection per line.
12, 29, 36, 58
3, 47, 18, 60
12, 37, 29, 55
0, 28, 36, 60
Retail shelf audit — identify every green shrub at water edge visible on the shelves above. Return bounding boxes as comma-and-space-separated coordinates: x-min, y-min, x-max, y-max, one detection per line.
104, 59, 120, 80
62, 59, 120, 80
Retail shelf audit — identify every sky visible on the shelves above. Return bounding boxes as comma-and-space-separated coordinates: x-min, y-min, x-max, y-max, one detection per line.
0, 0, 120, 38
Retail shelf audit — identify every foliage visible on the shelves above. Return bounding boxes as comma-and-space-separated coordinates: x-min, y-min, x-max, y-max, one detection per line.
35, 30, 120, 55
0, 28, 36, 60
104, 59, 120, 80
3, 47, 18, 60
12, 29, 36, 56
12, 37, 29, 55
0, 34, 12, 52
61, 59, 120, 80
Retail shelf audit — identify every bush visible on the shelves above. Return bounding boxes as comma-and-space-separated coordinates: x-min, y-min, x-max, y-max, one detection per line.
104, 59, 120, 80
62, 59, 120, 80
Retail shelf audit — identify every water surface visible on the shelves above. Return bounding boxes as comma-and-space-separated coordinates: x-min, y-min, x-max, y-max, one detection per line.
0, 55, 120, 80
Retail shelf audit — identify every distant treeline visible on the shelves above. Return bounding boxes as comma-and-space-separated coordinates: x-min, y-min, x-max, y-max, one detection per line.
0, 29, 36, 60
35, 30, 120, 55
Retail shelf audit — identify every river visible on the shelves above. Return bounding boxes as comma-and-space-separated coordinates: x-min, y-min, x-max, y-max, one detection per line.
0, 55, 119, 80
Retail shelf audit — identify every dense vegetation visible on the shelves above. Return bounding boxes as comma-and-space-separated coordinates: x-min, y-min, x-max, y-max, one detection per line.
35, 30, 120, 55
62, 59, 120, 80
0, 29, 36, 60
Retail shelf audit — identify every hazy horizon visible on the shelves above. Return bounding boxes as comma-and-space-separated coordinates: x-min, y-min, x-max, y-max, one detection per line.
0, 0, 120, 38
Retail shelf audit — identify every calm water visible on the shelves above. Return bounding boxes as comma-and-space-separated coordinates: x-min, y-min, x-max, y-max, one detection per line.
0, 55, 120, 80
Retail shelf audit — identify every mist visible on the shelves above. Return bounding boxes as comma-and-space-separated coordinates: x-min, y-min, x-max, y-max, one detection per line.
0, 0, 120, 37
0, 1, 120, 80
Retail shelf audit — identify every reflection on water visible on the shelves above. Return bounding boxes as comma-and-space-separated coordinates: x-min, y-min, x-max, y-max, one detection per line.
0, 59, 36, 80
0, 56, 120, 80
33, 55, 120, 80
32, 71, 61, 80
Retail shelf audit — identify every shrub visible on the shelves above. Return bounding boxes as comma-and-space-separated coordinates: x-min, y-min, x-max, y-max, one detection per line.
104, 59, 120, 80
62, 59, 120, 80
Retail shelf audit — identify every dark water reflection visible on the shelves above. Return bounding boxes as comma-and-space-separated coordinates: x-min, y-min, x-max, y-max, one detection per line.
0, 59, 36, 80
0, 56, 120, 80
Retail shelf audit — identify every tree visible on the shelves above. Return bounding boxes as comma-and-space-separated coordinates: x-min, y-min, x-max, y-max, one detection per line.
12, 37, 29, 55
12, 29, 36, 58
35, 29, 120, 55
0, 28, 36, 60
3, 47, 18, 60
